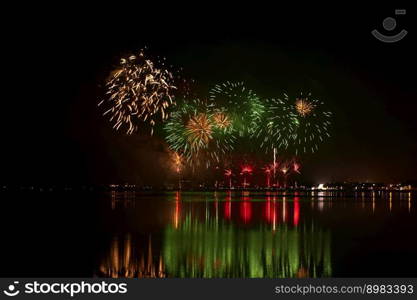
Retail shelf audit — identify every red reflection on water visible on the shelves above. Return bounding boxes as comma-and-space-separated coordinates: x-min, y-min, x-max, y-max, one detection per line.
265, 196, 271, 222
265, 196, 279, 229
240, 196, 252, 223
282, 198, 287, 223
272, 197, 278, 230
224, 192, 232, 219
294, 195, 300, 226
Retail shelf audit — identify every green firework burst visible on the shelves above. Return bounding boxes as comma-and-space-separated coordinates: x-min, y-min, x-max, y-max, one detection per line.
253, 95, 299, 153
209, 81, 265, 137
291, 92, 332, 154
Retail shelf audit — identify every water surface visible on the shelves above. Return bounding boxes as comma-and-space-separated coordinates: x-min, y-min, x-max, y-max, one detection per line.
93, 190, 417, 278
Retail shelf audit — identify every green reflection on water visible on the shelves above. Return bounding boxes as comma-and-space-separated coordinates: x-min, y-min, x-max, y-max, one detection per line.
163, 215, 331, 278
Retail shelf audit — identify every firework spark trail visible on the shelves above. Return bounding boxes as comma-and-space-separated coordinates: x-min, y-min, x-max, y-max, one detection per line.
171, 152, 183, 190
292, 160, 301, 174
273, 148, 277, 182
172, 152, 183, 174
280, 161, 290, 188
240, 165, 253, 188
224, 168, 232, 189
99, 50, 177, 135
263, 164, 274, 188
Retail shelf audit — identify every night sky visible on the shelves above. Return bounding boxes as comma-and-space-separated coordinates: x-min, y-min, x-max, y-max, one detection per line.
3, 5, 416, 185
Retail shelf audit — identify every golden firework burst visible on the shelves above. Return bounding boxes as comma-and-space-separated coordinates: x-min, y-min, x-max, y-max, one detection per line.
295, 98, 314, 117
99, 50, 176, 135
212, 112, 231, 129
186, 113, 213, 148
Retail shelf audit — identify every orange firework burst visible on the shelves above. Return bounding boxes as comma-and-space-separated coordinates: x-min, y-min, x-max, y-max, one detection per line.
212, 112, 231, 129
172, 152, 183, 173
186, 113, 213, 148
295, 98, 314, 117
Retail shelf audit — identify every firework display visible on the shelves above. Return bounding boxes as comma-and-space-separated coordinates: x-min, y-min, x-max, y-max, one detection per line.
99, 50, 177, 135
99, 50, 333, 182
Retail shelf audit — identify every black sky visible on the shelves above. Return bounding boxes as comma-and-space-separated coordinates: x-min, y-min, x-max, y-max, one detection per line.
2, 4, 416, 184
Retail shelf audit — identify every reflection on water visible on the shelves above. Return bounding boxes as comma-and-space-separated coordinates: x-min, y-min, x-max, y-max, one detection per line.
110, 191, 136, 210
96, 190, 415, 278
166, 192, 331, 277
97, 234, 165, 278
164, 218, 331, 278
